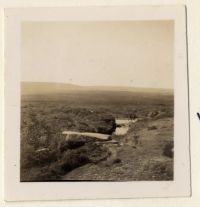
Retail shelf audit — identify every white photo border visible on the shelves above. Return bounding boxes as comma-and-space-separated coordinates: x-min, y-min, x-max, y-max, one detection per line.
4, 6, 190, 201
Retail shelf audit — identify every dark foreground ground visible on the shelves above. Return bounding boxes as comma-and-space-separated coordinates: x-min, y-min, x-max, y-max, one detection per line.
21, 90, 173, 181
63, 117, 173, 181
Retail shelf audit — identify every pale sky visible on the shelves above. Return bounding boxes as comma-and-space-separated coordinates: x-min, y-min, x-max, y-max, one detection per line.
21, 21, 174, 89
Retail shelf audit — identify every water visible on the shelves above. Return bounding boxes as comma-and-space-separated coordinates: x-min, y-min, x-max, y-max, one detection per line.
62, 119, 137, 139
114, 119, 137, 135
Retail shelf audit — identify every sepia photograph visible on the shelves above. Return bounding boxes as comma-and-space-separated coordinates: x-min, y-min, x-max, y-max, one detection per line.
20, 21, 174, 182
4, 6, 190, 200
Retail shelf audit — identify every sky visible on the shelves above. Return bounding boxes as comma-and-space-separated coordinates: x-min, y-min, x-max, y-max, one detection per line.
21, 21, 174, 89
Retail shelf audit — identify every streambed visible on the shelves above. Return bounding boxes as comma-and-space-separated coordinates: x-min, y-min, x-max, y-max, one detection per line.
62, 118, 137, 139
114, 119, 137, 135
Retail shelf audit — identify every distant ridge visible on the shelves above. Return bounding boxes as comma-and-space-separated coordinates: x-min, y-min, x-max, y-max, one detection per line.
21, 82, 173, 95
21, 82, 82, 95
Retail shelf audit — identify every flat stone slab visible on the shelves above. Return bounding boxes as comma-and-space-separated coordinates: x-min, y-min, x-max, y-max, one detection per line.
62, 131, 111, 140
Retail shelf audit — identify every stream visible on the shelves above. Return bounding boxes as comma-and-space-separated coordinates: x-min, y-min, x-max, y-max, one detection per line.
114, 119, 137, 135
62, 118, 138, 140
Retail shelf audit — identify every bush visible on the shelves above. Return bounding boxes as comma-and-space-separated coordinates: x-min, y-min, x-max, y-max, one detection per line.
113, 158, 122, 164
148, 125, 157, 130
60, 150, 90, 172
163, 141, 174, 158
66, 138, 86, 149
21, 163, 62, 181
59, 136, 87, 153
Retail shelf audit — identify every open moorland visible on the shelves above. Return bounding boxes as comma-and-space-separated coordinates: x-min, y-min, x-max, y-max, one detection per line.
21, 82, 174, 181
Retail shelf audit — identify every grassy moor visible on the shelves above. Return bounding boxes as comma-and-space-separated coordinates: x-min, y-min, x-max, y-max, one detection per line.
21, 82, 174, 181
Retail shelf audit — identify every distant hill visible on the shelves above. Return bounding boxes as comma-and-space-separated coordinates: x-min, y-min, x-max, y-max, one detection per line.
21, 82, 82, 95
21, 82, 173, 95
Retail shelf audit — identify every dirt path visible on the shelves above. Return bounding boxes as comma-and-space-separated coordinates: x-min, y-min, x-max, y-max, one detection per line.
62, 117, 173, 181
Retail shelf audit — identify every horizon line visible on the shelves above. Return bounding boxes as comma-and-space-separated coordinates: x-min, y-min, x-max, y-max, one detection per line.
21, 81, 173, 90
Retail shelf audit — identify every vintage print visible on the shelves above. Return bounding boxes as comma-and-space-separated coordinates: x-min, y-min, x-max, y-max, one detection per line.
20, 21, 174, 182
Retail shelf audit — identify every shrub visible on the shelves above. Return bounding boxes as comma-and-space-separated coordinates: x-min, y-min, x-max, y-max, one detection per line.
23, 164, 62, 181
148, 125, 157, 130
59, 136, 87, 152
113, 158, 121, 164
66, 138, 86, 149
60, 150, 90, 172
163, 141, 174, 158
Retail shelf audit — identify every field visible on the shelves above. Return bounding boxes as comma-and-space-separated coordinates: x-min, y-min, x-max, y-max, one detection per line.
21, 88, 174, 181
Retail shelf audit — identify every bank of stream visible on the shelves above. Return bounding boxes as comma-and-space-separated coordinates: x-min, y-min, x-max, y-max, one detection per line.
62, 118, 138, 140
